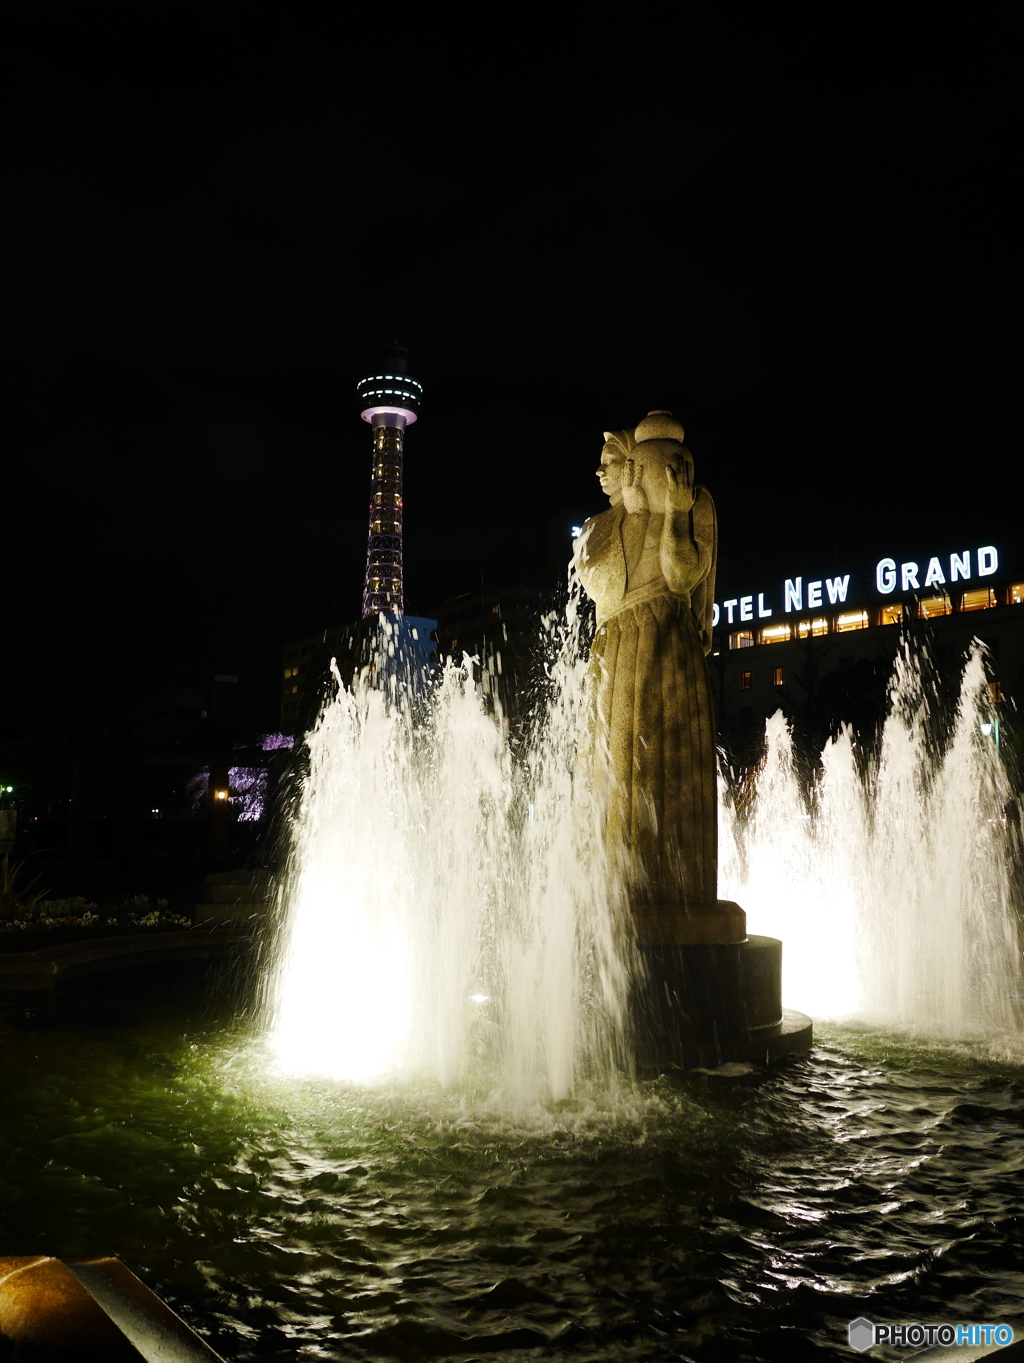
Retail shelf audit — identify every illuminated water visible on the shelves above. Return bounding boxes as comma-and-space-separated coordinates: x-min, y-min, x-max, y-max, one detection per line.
3, 634, 1020, 1357
720, 643, 1023, 1036
271, 617, 1021, 1088
268, 608, 630, 1098
2, 969, 1023, 1362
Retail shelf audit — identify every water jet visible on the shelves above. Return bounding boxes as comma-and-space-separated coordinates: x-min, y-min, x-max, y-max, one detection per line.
720, 641, 1022, 1039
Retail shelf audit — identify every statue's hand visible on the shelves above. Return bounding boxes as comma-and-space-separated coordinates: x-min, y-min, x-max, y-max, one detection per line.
621, 458, 648, 514
665, 462, 696, 514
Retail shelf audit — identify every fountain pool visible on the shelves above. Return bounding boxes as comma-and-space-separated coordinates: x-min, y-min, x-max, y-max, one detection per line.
2, 968, 1023, 1361
2, 629, 1021, 1360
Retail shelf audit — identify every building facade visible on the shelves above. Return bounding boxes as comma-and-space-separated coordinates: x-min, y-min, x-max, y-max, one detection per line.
710, 540, 1022, 755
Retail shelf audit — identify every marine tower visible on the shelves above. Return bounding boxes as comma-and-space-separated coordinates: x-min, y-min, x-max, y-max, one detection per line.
357, 345, 423, 618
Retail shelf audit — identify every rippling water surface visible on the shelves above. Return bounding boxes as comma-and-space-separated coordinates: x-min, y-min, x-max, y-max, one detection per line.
2, 966, 1023, 1362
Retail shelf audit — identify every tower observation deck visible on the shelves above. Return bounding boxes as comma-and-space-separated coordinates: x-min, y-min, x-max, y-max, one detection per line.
356, 345, 423, 618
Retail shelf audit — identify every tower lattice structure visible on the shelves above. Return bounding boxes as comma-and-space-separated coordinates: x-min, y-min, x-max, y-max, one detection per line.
356, 346, 423, 618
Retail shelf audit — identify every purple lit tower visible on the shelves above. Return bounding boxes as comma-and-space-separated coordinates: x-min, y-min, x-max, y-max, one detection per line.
357, 346, 423, 618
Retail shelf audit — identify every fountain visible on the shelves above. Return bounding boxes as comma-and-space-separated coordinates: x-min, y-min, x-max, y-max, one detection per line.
5, 421, 1022, 1357
720, 641, 1023, 1039
268, 410, 817, 1088
267, 611, 1021, 1090
267, 605, 631, 1099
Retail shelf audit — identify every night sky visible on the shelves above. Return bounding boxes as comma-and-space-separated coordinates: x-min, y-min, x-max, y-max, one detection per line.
3, 7, 1018, 737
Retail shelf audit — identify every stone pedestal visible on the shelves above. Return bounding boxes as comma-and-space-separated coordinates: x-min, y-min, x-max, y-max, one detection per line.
635, 898, 748, 946
633, 927, 813, 1071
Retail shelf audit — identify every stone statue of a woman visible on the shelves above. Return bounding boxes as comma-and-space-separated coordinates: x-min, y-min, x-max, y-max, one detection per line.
574, 411, 744, 945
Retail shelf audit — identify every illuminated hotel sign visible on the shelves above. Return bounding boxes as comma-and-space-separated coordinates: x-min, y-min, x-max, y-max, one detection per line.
712, 546, 1001, 628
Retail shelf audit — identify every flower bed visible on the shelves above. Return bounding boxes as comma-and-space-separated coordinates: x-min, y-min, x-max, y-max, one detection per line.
0, 895, 193, 953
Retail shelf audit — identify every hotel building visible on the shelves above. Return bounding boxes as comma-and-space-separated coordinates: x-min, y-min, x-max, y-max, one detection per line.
711, 541, 1021, 747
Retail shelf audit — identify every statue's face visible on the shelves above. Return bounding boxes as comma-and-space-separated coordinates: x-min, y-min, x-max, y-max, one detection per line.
596, 442, 626, 504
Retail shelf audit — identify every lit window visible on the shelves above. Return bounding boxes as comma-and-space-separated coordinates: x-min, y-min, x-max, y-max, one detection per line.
917, 595, 951, 619
740, 671, 752, 691
961, 587, 996, 612
1011, 583, 1024, 605
729, 630, 755, 649
795, 618, 828, 638
759, 624, 791, 645
988, 681, 1004, 702
772, 666, 785, 686
836, 611, 869, 632
879, 604, 903, 626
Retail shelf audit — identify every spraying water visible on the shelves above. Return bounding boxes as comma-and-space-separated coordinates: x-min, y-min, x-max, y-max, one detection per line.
269, 609, 1021, 1093
267, 606, 631, 1099
720, 642, 1022, 1038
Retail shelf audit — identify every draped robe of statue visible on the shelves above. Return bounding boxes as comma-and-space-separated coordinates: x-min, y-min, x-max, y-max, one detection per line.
575, 438, 723, 945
